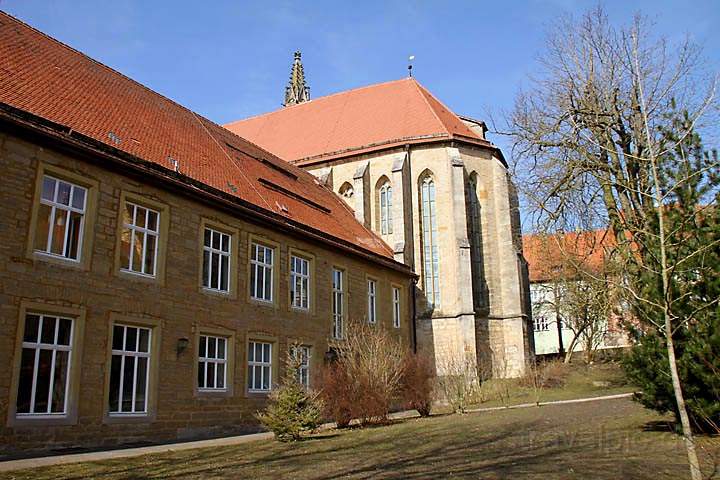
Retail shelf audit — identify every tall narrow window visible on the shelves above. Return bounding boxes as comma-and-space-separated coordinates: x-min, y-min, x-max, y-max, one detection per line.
332, 269, 344, 339
290, 255, 310, 310
34, 175, 87, 261
250, 243, 274, 302
466, 175, 484, 309
120, 202, 159, 277
198, 335, 227, 391
292, 345, 311, 388
421, 176, 441, 307
16, 313, 74, 416
203, 228, 231, 293
392, 287, 401, 328
109, 324, 151, 415
248, 341, 272, 392
367, 279, 377, 323
379, 182, 393, 235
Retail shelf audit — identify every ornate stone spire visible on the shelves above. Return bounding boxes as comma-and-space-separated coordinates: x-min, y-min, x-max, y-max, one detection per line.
283, 50, 310, 107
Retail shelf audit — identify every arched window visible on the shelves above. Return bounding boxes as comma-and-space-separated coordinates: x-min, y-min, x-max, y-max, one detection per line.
466, 173, 484, 309
420, 175, 440, 307
338, 182, 354, 207
378, 180, 393, 235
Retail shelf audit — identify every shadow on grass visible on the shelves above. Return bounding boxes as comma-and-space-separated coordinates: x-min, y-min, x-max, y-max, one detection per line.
4, 399, 711, 480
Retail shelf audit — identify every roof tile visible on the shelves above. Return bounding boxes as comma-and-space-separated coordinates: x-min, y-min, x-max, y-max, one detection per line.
225, 77, 493, 163
0, 12, 395, 261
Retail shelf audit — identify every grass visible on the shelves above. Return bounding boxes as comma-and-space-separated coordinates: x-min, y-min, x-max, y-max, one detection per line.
2, 397, 719, 479
468, 360, 636, 409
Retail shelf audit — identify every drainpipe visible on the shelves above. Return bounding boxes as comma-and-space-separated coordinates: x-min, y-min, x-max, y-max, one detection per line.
412, 277, 418, 353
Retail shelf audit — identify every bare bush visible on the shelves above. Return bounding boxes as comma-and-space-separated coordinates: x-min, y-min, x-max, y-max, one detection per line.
519, 359, 570, 405
436, 350, 482, 413
319, 362, 355, 428
400, 353, 435, 417
319, 319, 407, 426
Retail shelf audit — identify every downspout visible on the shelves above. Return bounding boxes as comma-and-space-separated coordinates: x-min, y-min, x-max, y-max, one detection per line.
412, 277, 418, 353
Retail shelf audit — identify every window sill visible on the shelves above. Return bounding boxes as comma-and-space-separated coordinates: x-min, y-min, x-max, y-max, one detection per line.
8, 413, 77, 427
104, 412, 154, 424
118, 269, 158, 284
196, 388, 232, 398
200, 287, 234, 299
249, 297, 276, 308
32, 251, 85, 269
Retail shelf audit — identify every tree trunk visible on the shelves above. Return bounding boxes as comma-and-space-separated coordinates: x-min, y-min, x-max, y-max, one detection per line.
665, 317, 702, 479
634, 37, 703, 478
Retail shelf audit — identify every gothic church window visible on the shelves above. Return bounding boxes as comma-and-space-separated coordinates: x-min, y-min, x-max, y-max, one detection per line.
378, 180, 393, 235
466, 173, 484, 309
420, 174, 440, 308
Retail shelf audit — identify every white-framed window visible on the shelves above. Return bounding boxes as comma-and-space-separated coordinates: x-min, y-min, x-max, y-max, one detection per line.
290, 255, 310, 310
379, 182, 393, 235
392, 286, 401, 328
248, 341, 272, 392
332, 269, 344, 339
534, 316, 549, 332
16, 313, 74, 416
109, 324, 151, 415
198, 335, 227, 391
203, 228, 231, 293
120, 202, 159, 277
34, 175, 87, 261
367, 279, 377, 324
250, 243, 274, 302
292, 345, 311, 388
421, 176, 440, 307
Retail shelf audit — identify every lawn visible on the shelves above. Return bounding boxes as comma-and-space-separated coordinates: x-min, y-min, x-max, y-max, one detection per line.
3, 397, 719, 480
467, 360, 636, 409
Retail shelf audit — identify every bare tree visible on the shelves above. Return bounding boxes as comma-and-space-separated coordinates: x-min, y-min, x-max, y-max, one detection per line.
561, 259, 617, 364
506, 8, 719, 479
529, 232, 617, 363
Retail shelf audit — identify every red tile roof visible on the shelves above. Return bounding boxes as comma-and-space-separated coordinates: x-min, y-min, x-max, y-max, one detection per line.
0, 12, 401, 265
523, 230, 612, 283
224, 78, 495, 165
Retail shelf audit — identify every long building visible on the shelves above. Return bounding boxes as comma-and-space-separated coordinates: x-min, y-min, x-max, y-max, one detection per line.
0, 13, 415, 454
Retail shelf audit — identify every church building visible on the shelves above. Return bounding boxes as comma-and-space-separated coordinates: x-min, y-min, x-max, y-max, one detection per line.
226, 53, 534, 377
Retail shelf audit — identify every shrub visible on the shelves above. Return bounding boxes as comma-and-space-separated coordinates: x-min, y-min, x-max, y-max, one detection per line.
436, 351, 482, 413
319, 362, 355, 428
256, 349, 323, 441
518, 358, 569, 390
319, 320, 407, 426
400, 353, 435, 416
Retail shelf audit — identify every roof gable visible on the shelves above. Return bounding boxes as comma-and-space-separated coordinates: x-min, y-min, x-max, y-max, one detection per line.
523, 230, 612, 283
224, 78, 493, 164
0, 12, 396, 261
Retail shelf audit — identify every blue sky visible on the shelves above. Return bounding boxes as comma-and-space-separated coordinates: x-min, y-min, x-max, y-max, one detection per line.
4, 0, 719, 163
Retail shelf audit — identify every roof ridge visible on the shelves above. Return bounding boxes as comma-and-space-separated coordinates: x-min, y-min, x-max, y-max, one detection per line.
224, 77, 413, 127
413, 79, 482, 140
409, 78, 450, 136
2, 12, 323, 180
0, 11, 292, 165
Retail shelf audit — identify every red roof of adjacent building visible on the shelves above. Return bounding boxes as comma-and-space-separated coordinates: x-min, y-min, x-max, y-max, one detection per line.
0, 12, 401, 264
224, 78, 495, 165
523, 230, 612, 283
